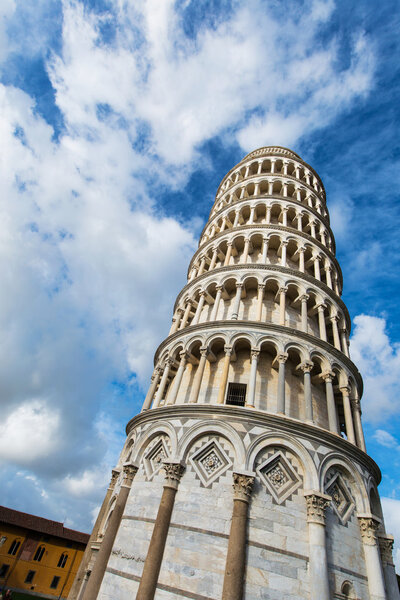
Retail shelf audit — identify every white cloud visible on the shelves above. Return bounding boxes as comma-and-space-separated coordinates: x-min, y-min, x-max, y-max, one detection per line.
350, 315, 400, 423
373, 430, 400, 449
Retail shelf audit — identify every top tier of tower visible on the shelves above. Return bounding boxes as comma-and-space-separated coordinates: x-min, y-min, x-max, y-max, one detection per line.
197, 146, 329, 252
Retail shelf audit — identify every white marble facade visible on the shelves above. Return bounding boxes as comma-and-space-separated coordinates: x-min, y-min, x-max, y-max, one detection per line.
74, 147, 399, 600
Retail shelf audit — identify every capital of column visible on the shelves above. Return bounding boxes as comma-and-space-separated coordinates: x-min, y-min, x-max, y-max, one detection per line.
351, 397, 362, 413
279, 286, 288, 295
215, 284, 223, 291
325, 265, 332, 272
110, 468, 121, 488
300, 361, 313, 374
199, 346, 209, 358
236, 282, 244, 289
304, 491, 331, 525
227, 240, 233, 247
250, 348, 260, 359
300, 293, 309, 302
330, 314, 339, 322
313, 254, 321, 262
163, 460, 185, 490
358, 515, 381, 546
317, 302, 327, 312
321, 370, 335, 383
277, 352, 288, 364
378, 534, 395, 565
122, 462, 138, 485
232, 472, 255, 503
280, 240, 288, 247
179, 350, 189, 361
258, 283, 266, 291
340, 385, 350, 396
224, 345, 233, 356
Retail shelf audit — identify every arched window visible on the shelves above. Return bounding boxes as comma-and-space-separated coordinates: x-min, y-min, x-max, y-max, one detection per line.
8, 539, 21, 555
57, 552, 68, 568
342, 581, 356, 598
33, 545, 45, 562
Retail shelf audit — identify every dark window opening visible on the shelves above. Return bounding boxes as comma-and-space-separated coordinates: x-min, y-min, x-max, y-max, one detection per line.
8, 539, 21, 555
57, 553, 68, 568
226, 382, 247, 407
33, 545, 45, 562
25, 570, 36, 584
50, 576, 60, 589
0, 564, 10, 578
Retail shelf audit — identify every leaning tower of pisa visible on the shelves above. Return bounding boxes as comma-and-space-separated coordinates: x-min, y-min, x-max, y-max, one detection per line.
71, 147, 399, 600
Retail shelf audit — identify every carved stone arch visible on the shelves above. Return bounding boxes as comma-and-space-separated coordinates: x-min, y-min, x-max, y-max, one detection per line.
186, 336, 207, 355
257, 335, 282, 355
262, 274, 283, 288
319, 453, 368, 513
239, 272, 263, 286
204, 332, 229, 348
179, 419, 245, 468
341, 581, 357, 598
130, 421, 178, 465
366, 476, 384, 522
283, 341, 308, 363
309, 350, 331, 373
229, 332, 256, 350
246, 432, 318, 490
100, 494, 117, 537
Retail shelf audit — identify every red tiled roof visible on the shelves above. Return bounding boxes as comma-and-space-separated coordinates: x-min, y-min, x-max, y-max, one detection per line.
0, 506, 90, 545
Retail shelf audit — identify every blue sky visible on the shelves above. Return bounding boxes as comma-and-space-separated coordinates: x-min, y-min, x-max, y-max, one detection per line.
1, 0, 400, 569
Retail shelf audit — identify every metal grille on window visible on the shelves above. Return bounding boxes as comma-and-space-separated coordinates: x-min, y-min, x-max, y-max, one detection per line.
226, 383, 246, 406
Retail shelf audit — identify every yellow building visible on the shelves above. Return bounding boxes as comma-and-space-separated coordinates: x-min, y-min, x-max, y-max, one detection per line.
0, 506, 89, 598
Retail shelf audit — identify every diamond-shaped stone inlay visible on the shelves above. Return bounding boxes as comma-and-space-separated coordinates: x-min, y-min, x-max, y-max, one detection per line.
325, 472, 355, 524
257, 451, 301, 504
144, 438, 169, 480
190, 439, 232, 487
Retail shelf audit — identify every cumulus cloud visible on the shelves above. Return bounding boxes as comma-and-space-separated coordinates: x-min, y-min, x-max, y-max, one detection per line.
0, 0, 379, 529
350, 315, 400, 423
373, 430, 400, 449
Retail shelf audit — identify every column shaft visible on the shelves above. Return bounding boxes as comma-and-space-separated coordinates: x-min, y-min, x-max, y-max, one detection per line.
256, 285, 264, 321
300, 295, 308, 333
153, 362, 171, 407
277, 356, 287, 415
261, 237, 268, 262
224, 243, 233, 266
304, 493, 331, 600
279, 288, 286, 326
189, 349, 208, 403
82, 465, 137, 600
317, 305, 327, 341
141, 368, 161, 411
246, 351, 259, 408
358, 517, 386, 600
167, 354, 187, 405
324, 375, 339, 434
302, 365, 313, 422
192, 293, 205, 325
217, 347, 232, 404
136, 464, 184, 600
341, 387, 356, 444
231, 284, 242, 320
210, 287, 222, 321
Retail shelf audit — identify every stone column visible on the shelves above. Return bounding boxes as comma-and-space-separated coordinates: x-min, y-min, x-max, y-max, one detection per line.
310, 220, 316, 237
233, 211, 240, 227
317, 303, 327, 341
271, 159, 276, 173
209, 247, 218, 270
261, 237, 268, 262
301, 361, 314, 423
325, 265, 333, 288
217, 346, 232, 404
189, 347, 208, 403
279, 287, 287, 326
210, 286, 223, 321
340, 328, 350, 358
231, 283, 243, 320
82, 464, 138, 600
242, 238, 250, 264
68, 469, 120, 600
358, 515, 387, 600
280, 241, 288, 267
265, 205, 271, 224
299, 246, 305, 273
352, 398, 366, 451
141, 367, 161, 411
296, 212, 303, 232
136, 462, 185, 600
197, 255, 206, 276
330, 315, 341, 350
300, 294, 309, 333
256, 284, 265, 321
340, 386, 356, 444
378, 535, 400, 600
248, 206, 256, 224
153, 359, 172, 408
304, 491, 331, 600
322, 372, 339, 434
281, 207, 288, 226
179, 299, 192, 329
224, 241, 233, 266
220, 217, 227, 233
277, 353, 288, 415
246, 349, 259, 408
167, 352, 188, 405
222, 472, 255, 600
192, 291, 205, 325
189, 267, 197, 282
313, 256, 321, 280
169, 308, 182, 335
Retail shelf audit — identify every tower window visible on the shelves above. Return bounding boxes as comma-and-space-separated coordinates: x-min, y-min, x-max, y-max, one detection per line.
226, 383, 247, 407
57, 553, 68, 568
25, 570, 36, 583
33, 545, 45, 562
0, 564, 10, 578
8, 539, 21, 555
50, 576, 60, 589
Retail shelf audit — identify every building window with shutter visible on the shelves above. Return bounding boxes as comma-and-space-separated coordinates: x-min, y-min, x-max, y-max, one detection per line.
33, 545, 45, 562
226, 382, 247, 406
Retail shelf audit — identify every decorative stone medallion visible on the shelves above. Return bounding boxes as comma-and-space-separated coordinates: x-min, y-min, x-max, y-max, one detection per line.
143, 438, 170, 480
257, 451, 301, 503
325, 472, 355, 525
189, 439, 232, 487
